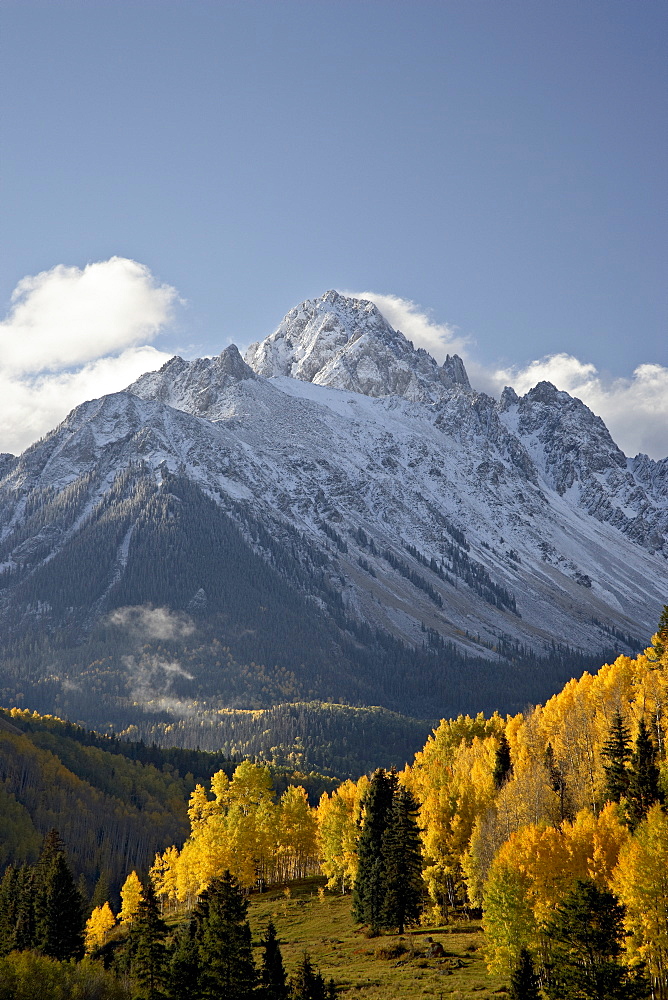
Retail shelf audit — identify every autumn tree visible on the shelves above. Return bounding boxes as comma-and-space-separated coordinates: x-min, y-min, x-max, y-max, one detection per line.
613, 805, 668, 1000
119, 870, 144, 926
85, 901, 116, 954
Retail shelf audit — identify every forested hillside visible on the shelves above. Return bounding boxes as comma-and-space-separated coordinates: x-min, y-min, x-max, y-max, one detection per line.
1, 613, 666, 998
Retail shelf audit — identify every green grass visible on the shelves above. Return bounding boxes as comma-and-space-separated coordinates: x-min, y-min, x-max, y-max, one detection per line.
248, 877, 508, 999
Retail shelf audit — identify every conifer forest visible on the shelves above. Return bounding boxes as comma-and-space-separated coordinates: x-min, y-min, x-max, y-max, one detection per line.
0, 611, 665, 998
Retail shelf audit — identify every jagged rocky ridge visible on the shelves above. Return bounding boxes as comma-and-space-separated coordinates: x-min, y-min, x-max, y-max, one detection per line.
0, 290, 666, 723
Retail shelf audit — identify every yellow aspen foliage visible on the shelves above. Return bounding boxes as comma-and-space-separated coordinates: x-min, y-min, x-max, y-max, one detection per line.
150, 845, 180, 912
405, 728, 498, 918
227, 761, 273, 813
118, 870, 143, 925
612, 804, 668, 998
563, 803, 628, 885
483, 805, 630, 974
276, 785, 318, 880
316, 777, 367, 893
84, 901, 116, 953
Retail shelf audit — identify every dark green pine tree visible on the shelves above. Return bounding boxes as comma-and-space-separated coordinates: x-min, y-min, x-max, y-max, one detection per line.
545, 743, 571, 822
167, 918, 201, 1000
260, 920, 288, 1000
601, 711, 631, 804
543, 879, 650, 1000
652, 604, 668, 657
131, 880, 169, 1000
508, 948, 540, 1000
0, 867, 20, 956
493, 732, 513, 789
13, 865, 36, 952
352, 768, 398, 933
288, 953, 326, 1000
34, 830, 85, 961
380, 786, 424, 934
195, 871, 255, 1000
626, 719, 662, 831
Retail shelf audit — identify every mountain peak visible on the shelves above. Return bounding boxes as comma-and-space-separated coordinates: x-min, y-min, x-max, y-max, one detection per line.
244, 290, 471, 402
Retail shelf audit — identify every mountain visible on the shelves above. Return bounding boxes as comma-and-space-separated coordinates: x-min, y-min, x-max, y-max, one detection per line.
0, 291, 666, 733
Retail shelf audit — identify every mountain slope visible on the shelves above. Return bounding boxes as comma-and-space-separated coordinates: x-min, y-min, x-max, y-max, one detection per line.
0, 291, 665, 729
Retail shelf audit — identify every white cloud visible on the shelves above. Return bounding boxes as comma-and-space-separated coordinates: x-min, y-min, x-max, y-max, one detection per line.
0, 258, 178, 455
109, 605, 195, 642
345, 290, 470, 363
355, 291, 667, 460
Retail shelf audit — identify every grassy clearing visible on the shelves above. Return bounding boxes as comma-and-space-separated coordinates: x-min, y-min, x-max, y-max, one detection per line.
248, 877, 508, 999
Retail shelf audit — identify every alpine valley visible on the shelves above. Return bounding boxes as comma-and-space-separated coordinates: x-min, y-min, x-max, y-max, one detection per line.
0, 291, 666, 767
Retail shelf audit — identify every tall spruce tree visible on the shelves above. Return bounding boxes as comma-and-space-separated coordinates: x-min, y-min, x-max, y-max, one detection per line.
352, 768, 397, 933
543, 879, 650, 1000
167, 918, 201, 1000
626, 719, 662, 830
260, 920, 288, 1000
508, 948, 540, 1000
288, 953, 326, 1000
601, 711, 631, 804
34, 830, 85, 961
195, 871, 255, 1000
652, 604, 668, 657
380, 786, 423, 933
131, 880, 168, 1000
493, 732, 513, 789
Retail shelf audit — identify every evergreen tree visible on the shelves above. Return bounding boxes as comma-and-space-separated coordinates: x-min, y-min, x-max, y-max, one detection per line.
493, 732, 513, 789
543, 879, 650, 1000
652, 604, 668, 657
545, 742, 571, 821
626, 719, 662, 830
601, 711, 631, 804
288, 953, 326, 1000
0, 867, 20, 956
195, 871, 255, 1000
260, 920, 288, 1000
508, 948, 540, 1000
167, 918, 201, 1000
13, 866, 36, 953
34, 830, 85, 961
352, 768, 397, 933
380, 786, 423, 933
130, 880, 168, 1000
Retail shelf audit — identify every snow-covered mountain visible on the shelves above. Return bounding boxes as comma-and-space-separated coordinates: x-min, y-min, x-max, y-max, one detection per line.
0, 291, 666, 721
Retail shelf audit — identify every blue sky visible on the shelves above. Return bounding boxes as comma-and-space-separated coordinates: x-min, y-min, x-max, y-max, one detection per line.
1, 0, 666, 456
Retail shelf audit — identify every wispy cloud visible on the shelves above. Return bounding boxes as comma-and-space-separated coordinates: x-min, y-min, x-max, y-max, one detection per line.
0, 258, 178, 455
356, 291, 667, 460
110, 606, 197, 714
109, 605, 195, 642
346, 290, 469, 363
